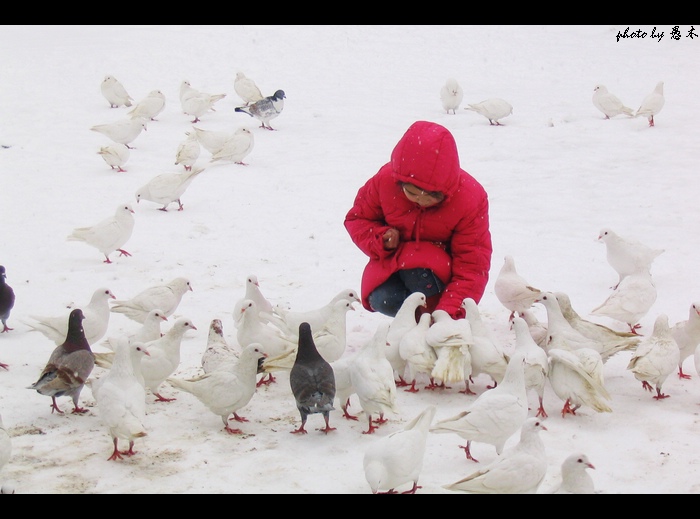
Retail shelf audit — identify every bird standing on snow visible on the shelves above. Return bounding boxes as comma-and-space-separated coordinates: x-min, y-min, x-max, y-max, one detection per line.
90, 117, 147, 148
179, 81, 226, 123
135, 166, 206, 212
443, 417, 548, 494
635, 81, 665, 127
232, 274, 275, 328
290, 322, 336, 434
201, 318, 239, 374
97, 317, 197, 402
127, 89, 166, 121
234, 71, 264, 106
97, 143, 130, 172
399, 312, 437, 393
426, 308, 473, 392
174, 131, 200, 171
627, 314, 679, 400
67, 203, 135, 264
363, 405, 436, 495
430, 351, 529, 462
0, 265, 15, 334
210, 127, 254, 165
494, 255, 543, 322
671, 302, 700, 379
168, 344, 266, 434
511, 316, 549, 418
93, 340, 150, 460
590, 269, 657, 335
110, 277, 193, 324
440, 78, 463, 114
592, 84, 634, 119
235, 89, 286, 130
597, 227, 664, 289
100, 75, 133, 108
350, 321, 399, 435
25, 287, 116, 346
461, 297, 509, 390
27, 309, 95, 414
192, 125, 236, 156
464, 97, 513, 125
387, 292, 428, 387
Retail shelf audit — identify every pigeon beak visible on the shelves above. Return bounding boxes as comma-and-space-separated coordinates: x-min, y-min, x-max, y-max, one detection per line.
143, 350, 151, 357
161, 316, 168, 321
587, 462, 596, 470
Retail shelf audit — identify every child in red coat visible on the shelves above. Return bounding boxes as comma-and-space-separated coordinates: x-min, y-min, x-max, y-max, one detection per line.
344, 121, 492, 319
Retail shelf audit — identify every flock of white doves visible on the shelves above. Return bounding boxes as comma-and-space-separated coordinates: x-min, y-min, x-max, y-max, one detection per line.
61, 72, 285, 264
440, 78, 665, 127
0, 73, 679, 494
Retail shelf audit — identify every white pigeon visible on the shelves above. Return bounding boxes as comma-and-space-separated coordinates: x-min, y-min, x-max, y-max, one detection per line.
135, 166, 206, 212
179, 80, 198, 105
110, 277, 193, 324
443, 417, 548, 494
511, 316, 550, 418
517, 309, 548, 347
350, 321, 399, 434
635, 80, 665, 127
209, 127, 254, 165
262, 299, 355, 372
137, 317, 197, 402
440, 78, 464, 114
461, 297, 509, 390
25, 287, 116, 346
264, 288, 360, 337
547, 345, 612, 418
93, 339, 150, 460
399, 312, 437, 392
430, 350, 529, 462
90, 117, 147, 148
192, 126, 236, 155
174, 131, 201, 171
545, 453, 596, 494
386, 292, 428, 386
464, 97, 513, 125
597, 227, 664, 289
201, 318, 239, 373
168, 343, 266, 434
180, 83, 226, 123
627, 314, 679, 400
97, 143, 130, 172
0, 412, 11, 476
100, 75, 133, 108
234, 89, 286, 130
102, 308, 168, 353
494, 255, 543, 321
233, 274, 275, 328
234, 71, 264, 106
592, 84, 634, 119
127, 89, 166, 121
426, 309, 473, 392
590, 270, 657, 335
235, 299, 297, 386
363, 405, 436, 495
554, 291, 640, 362
67, 203, 135, 263
671, 302, 700, 379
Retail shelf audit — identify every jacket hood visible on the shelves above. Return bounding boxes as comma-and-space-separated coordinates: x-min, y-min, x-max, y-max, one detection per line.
390, 121, 461, 197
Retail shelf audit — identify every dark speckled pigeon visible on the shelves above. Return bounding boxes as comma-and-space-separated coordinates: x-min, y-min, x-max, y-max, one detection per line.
289, 322, 336, 434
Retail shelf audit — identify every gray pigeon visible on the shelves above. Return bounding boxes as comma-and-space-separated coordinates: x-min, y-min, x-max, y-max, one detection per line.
289, 322, 336, 434
0, 265, 15, 334
234, 89, 285, 130
27, 308, 95, 414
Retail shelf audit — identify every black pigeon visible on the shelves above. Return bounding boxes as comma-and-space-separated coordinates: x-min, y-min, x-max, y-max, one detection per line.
289, 322, 336, 434
234, 89, 286, 130
0, 265, 15, 334
28, 308, 95, 414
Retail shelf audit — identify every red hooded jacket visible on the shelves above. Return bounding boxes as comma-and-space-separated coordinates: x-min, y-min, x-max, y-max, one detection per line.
344, 121, 492, 319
